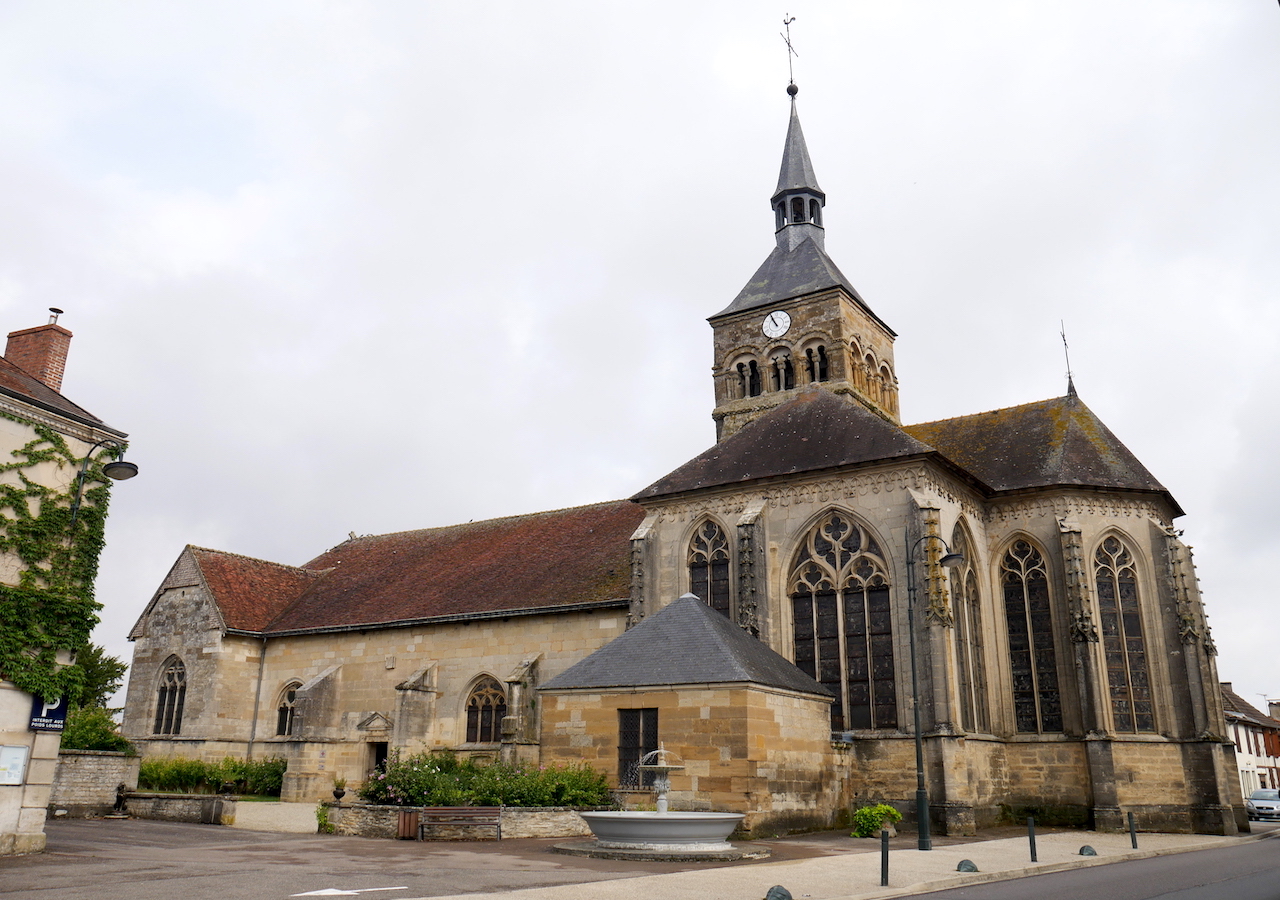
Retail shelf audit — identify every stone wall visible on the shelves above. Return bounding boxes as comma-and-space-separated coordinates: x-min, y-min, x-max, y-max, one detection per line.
326, 803, 592, 840
125, 793, 236, 825
48, 750, 140, 817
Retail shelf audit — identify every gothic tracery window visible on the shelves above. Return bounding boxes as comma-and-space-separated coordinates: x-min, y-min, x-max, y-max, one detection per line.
1094, 536, 1155, 732
688, 520, 731, 618
154, 656, 187, 735
1002, 541, 1062, 733
465, 677, 507, 744
950, 526, 989, 733
276, 682, 302, 736
789, 512, 896, 731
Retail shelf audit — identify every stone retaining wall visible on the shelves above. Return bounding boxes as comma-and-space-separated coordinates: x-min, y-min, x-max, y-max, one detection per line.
48, 750, 141, 817
125, 793, 237, 825
326, 803, 594, 840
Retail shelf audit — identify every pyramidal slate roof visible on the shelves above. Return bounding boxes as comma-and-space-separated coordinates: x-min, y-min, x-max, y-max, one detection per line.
711, 237, 880, 321
541, 594, 831, 696
634, 387, 931, 500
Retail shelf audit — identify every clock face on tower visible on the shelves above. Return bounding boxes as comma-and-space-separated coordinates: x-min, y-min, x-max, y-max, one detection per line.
762, 310, 791, 338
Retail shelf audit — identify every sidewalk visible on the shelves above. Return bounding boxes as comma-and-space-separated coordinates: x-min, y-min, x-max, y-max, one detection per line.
227, 800, 318, 833
419, 828, 1273, 900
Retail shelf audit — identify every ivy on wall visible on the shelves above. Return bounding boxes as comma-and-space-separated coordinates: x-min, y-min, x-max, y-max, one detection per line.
0, 411, 118, 703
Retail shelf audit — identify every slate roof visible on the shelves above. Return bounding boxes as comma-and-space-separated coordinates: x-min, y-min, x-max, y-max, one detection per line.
541, 594, 831, 696
0, 355, 123, 436
634, 387, 933, 500
773, 99, 823, 199
163, 500, 645, 636
903, 393, 1180, 514
711, 237, 878, 321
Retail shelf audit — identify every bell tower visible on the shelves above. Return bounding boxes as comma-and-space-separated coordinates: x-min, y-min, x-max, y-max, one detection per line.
708, 85, 900, 440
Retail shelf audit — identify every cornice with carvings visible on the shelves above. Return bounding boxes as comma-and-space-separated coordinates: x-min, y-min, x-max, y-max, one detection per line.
985, 493, 1169, 526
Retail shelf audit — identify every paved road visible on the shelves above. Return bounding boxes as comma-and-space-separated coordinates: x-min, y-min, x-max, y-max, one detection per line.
908, 830, 1280, 900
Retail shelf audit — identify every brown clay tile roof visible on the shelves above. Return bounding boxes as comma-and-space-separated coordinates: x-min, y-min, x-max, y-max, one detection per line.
0, 356, 123, 435
262, 500, 644, 633
633, 387, 932, 500
189, 547, 323, 632
903, 393, 1181, 514
1221, 684, 1280, 728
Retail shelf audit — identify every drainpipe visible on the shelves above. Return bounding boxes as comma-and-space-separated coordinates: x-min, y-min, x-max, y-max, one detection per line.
246, 635, 267, 760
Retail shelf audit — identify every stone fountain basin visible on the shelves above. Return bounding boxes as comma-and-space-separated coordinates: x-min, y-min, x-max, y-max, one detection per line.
579, 810, 745, 850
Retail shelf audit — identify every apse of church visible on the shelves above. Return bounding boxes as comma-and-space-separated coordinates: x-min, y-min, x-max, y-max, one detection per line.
122, 84, 1243, 836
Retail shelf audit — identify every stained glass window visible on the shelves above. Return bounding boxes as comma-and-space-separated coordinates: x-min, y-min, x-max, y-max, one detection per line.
1095, 536, 1154, 732
1002, 541, 1062, 733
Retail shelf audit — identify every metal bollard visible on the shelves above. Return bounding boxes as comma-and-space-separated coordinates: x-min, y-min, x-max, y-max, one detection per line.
881, 829, 890, 887
1128, 811, 1138, 849
1028, 815, 1037, 862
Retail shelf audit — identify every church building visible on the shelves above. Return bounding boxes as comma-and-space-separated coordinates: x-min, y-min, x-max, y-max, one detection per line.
121, 86, 1245, 836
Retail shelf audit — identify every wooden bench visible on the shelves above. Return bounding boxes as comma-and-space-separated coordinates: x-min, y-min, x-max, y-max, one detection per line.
417, 806, 502, 841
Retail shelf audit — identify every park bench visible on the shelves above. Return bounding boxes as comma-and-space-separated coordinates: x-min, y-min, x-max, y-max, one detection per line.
416, 805, 503, 841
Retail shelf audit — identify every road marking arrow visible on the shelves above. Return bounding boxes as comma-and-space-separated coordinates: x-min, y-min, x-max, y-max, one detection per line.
290, 888, 408, 897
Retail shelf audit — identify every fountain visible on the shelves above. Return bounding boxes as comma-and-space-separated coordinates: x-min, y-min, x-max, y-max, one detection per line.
556, 745, 764, 861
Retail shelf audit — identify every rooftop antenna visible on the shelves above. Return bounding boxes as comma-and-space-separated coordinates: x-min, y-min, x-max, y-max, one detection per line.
1060, 320, 1076, 397
781, 14, 799, 92
48, 307, 63, 325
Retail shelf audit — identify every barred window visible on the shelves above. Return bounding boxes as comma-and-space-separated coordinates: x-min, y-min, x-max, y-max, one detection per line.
688, 520, 731, 618
618, 708, 658, 787
950, 526, 989, 733
465, 678, 507, 743
1001, 541, 1062, 733
154, 656, 187, 735
790, 512, 896, 731
1095, 536, 1155, 732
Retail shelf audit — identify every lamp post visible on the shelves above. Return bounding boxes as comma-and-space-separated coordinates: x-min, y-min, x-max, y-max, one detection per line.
905, 534, 964, 851
68, 438, 139, 529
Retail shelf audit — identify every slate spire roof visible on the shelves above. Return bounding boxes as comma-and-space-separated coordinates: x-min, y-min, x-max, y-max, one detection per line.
773, 97, 823, 201
541, 593, 831, 697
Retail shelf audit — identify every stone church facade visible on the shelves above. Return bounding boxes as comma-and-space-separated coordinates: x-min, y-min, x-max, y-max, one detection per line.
121, 89, 1244, 836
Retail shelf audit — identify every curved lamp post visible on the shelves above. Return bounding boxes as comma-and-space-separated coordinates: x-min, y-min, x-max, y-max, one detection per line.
905, 534, 964, 851
68, 438, 139, 529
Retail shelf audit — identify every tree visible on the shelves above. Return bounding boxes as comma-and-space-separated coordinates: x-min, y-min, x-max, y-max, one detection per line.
59, 706, 133, 753
73, 643, 128, 711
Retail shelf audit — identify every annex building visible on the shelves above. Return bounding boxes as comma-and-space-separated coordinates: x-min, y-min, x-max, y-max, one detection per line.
121, 87, 1246, 836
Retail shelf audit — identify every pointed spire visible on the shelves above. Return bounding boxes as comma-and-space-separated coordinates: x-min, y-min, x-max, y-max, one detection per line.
770, 85, 827, 252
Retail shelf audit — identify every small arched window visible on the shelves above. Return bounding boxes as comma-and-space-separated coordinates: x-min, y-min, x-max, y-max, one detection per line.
747, 360, 763, 397
791, 196, 806, 223
1001, 541, 1062, 733
276, 682, 302, 736
809, 198, 822, 225
774, 354, 795, 391
154, 657, 187, 736
1095, 536, 1155, 732
465, 678, 507, 744
688, 520, 731, 618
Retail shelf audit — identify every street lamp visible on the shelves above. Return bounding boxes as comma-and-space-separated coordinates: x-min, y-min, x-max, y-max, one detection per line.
68, 438, 139, 529
905, 533, 964, 851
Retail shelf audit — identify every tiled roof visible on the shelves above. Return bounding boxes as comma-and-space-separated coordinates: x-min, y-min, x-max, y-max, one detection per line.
542, 594, 831, 696
634, 387, 932, 500
263, 500, 644, 633
1221, 684, 1280, 728
189, 547, 324, 632
903, 394, 1180, 513
0, 355, 122, 435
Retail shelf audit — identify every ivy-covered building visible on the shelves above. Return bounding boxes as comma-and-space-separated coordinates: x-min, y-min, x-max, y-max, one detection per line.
0, 313, 131, 855
123, 88, 1244, 836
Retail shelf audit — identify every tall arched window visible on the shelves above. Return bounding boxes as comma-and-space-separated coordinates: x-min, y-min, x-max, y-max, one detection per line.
276, 682, 302, 736
154, 656, 187, 735
688, 520, 731, 618
465, 677, 507, 744
1094, 536, 1155, 732
950, 525, 989, 733
789, 512, 896, 731
1001, 541, 1062, 733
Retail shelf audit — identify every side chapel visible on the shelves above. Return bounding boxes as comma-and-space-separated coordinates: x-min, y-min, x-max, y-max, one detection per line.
121, 86, 1244, 835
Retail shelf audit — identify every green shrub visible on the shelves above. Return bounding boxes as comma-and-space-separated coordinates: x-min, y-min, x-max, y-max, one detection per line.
58, 707, 134, 753
357, 751, 612, 808
137, 755, 287, 796
851, 803, 903, 837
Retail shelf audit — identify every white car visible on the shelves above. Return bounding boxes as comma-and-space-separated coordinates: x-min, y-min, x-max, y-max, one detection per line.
1246, 788, 1280, 821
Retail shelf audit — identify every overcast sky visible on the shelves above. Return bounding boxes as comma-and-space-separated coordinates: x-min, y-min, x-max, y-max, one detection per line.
1, 2, 1275, 710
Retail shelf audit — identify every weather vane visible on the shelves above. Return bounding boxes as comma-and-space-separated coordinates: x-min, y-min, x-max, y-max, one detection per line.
781, 14, 798, 88
1060, 321, 1076, 393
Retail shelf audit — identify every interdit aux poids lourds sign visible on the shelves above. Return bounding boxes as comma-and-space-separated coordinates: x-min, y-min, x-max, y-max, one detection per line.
29, 695, 68, 733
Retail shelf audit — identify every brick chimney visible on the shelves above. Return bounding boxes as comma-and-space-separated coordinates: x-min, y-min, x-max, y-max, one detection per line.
5, 312, 73, 393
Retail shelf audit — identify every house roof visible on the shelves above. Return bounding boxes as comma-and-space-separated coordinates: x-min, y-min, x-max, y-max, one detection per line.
184, 500, 638, 635
903, 393, 1180, 514
541, 593, 831, 696
634, 387, 933, 500
0, 355, 123, 436
1221, 683, 1280, 729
